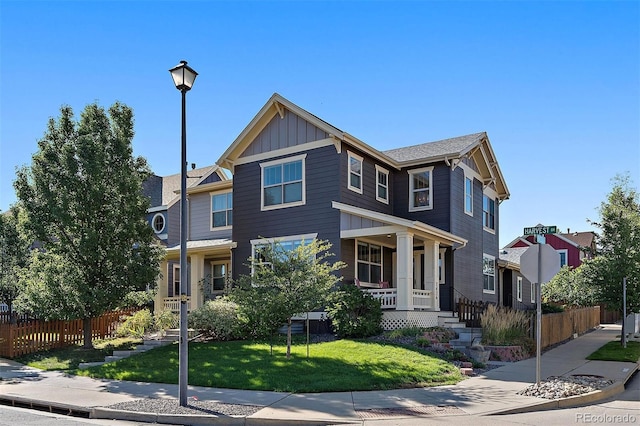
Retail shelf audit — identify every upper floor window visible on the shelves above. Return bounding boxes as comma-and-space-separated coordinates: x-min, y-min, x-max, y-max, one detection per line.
348, 151, 363, 194
464, 176, 473, 215
483, 195, 495, 231
260, 154, 306, 210
152, 213, 165, 234
211, 192, 232, 229
483, 254, 495, 293
531, 281, 536, 303
357, 241, 382, 284
409, 167, 433, 211
375, 165, 389, 204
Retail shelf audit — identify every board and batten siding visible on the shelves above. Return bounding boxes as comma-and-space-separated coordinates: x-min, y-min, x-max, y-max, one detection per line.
232, 145, 342, 278
241, 110, 329, 158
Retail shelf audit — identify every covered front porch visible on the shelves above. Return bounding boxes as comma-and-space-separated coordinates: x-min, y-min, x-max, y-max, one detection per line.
333, 202, 467, 328
153, 239, 236, 313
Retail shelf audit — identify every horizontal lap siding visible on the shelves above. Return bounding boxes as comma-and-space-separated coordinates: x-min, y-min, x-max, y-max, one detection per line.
392, 163, 450, 230
450, 168, 484, 302
232, 146, 341, 278
189, 192, 232, 241
339, 147, 394, 215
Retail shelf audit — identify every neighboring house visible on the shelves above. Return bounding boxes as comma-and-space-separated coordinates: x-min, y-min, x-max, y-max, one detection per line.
150, 93, 510, 330
497, 247, 535, 310
504, 227, 596, 269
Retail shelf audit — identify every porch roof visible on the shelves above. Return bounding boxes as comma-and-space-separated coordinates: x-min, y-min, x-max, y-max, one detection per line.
165, 239, 236, 258
332, 201, 468, 247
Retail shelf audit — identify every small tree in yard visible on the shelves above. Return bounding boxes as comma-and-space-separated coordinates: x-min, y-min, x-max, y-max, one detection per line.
14, 102, 163, 348
231, 238, 345, 358
326, 283, 383, 338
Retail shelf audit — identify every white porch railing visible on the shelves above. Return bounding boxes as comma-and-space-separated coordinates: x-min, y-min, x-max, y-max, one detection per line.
365, 289, 433, 310
412, 289, 433, 309
163, 296, 192, 313
366, 289, 397, 309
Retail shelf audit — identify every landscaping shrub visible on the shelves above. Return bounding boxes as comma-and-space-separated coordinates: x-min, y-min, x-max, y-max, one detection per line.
326, 284, 383, 338
116, 309, 153, 338
188, 297, 244, 340
153, 309, 178, 335
541, 302, 564, 314
480, 304, 531, 346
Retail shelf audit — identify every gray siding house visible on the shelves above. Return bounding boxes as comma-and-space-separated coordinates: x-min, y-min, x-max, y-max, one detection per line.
151, 93, 510, 329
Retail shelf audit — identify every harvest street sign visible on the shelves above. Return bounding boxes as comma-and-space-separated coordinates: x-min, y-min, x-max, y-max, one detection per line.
524, 225, 557, 235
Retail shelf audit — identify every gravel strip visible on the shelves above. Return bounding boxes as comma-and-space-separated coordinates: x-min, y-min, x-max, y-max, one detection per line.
517, 375, 614, 399
106, 398, 263, 417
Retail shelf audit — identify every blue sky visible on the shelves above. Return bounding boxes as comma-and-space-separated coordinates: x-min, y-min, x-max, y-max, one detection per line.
1, 1, 638, 247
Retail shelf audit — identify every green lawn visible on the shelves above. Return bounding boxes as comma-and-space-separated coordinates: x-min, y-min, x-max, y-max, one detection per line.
587, 340, 640, 363
71, 339, 462, 392
15, 337, 142, 370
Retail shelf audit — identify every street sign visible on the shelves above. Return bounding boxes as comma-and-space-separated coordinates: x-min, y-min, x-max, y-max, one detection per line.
520, 243, 561, 284
524, 225, 557, 236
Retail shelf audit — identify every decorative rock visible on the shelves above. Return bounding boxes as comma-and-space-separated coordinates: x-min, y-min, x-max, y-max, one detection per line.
460, 362, 473, 368
517, 375, 614, 399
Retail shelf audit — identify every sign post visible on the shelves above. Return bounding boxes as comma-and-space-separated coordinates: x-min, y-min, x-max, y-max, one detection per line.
520, 243, 561, 385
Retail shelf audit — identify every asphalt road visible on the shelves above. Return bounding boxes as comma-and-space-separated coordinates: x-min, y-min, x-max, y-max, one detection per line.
0, 405, 161, 426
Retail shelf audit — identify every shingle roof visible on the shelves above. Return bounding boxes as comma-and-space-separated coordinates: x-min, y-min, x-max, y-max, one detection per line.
382, 132, 486, 163
499, 247, 528, 266
161, 166, 216, 205
560, 231, 595, 249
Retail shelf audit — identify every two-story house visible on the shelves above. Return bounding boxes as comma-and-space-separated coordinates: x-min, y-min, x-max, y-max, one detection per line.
152, 93, 510, 330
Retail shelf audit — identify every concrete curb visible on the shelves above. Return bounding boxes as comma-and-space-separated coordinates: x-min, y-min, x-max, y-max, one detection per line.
488, 381, 627, 416
91, 407, 246, 425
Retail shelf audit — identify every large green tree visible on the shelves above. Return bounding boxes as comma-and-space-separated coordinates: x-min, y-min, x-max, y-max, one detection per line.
588, 174, 640, 313
0, 206, 30, 321
231, 238, 345, 358
14, 102, 162, 348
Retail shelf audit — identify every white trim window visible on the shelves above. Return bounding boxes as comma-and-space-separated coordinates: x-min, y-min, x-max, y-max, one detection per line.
173, 264, 181, 296
152, 213, 166, 234
409, 166, 433, 211
531, 281, 536, 303
251, 233, 318, 272
464, 176, 473, 216
210, 261, 229, 292
348, 151, 363, 194
517, 276, 523, 302
557, 249, 568, 267
375, 165, 389, 204
482, 254, 495, 293
260, 154, 306, 210
483, 194, 496, 231
356, 241, 382, 284
211, 191, 232, 229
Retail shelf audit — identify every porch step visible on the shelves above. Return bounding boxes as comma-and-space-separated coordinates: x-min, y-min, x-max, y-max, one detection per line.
78, 338, 175, 369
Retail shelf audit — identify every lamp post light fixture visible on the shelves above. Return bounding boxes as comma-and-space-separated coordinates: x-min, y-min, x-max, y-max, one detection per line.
169, 60, 198, 407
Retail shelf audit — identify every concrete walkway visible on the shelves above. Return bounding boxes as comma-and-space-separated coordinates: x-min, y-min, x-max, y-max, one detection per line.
0, 324, 637, 425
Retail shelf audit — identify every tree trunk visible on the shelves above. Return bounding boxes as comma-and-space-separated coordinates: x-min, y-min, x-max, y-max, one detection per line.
83, 317, 93, 349
286, 317, 292, 359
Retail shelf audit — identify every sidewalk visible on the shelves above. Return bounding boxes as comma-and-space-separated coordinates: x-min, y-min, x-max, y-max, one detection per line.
0, 324, 637, 425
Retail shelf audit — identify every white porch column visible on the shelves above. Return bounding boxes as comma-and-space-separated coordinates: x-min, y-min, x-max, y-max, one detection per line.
396, 231, 414, 311
424, 240, 440, 311
190, 253, 205, 310
154, 260, 168, 314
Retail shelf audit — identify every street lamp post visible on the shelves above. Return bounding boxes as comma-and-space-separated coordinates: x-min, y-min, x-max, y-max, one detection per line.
169, 60, 198, 407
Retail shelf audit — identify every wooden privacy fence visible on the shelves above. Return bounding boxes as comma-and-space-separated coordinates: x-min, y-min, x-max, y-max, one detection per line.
456, 298, 490, 327
0, 308, 139, 359
534, 306, 600, 350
